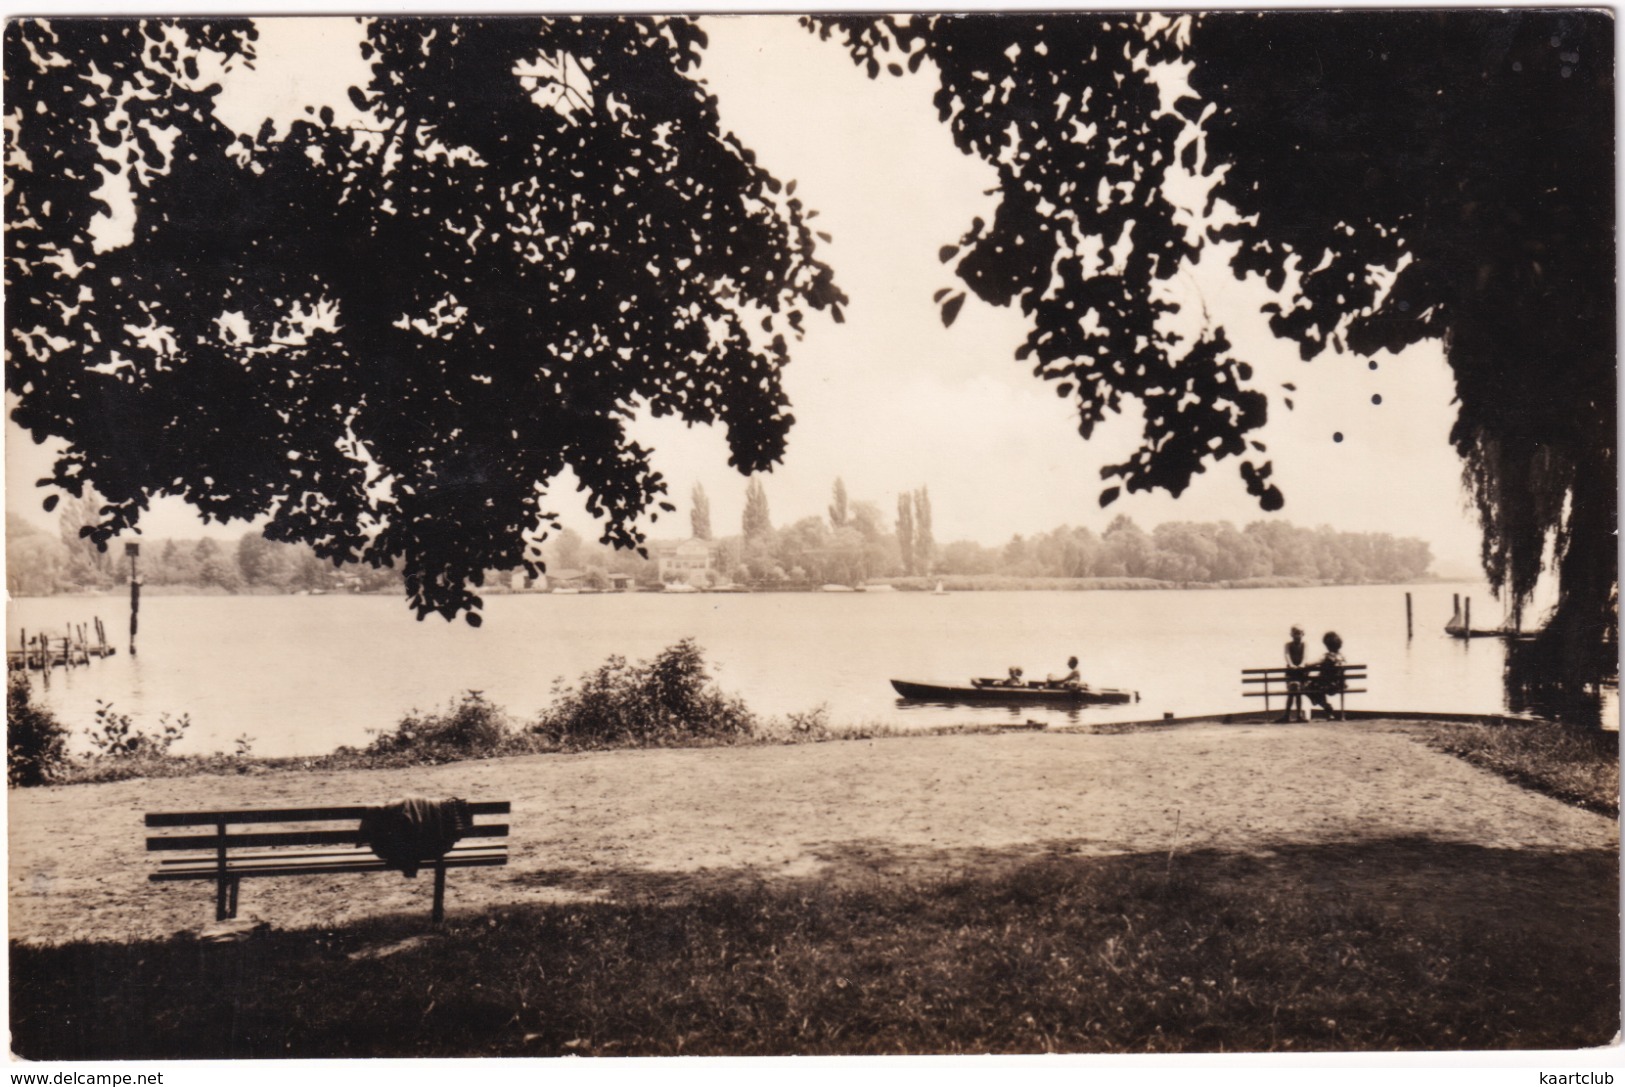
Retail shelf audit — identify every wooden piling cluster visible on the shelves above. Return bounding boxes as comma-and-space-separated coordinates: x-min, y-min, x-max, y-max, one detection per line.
8, 617, 116, 683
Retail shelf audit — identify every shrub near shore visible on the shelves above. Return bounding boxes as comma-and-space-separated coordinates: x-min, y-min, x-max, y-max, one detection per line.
5, 640, 834, 784
6, 673, 69, 786
530, 638, 757, 747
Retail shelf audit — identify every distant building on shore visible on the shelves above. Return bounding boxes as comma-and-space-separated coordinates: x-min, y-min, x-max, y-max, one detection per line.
657, 538, 714, 587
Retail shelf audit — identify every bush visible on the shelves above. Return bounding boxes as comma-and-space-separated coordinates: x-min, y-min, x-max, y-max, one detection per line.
533, 639, 757, 747
86, 701, 191, 759
7, 672, 70, 786
366, 691, 511, 760
757, 704, 835, 744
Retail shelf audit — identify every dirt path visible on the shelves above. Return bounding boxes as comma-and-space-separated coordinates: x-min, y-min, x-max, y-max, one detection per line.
8, 722, 1617, 944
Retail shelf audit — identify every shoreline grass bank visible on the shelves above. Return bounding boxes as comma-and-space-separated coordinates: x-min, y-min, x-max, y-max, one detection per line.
23, 706, 1617, 821
12, 842, 1615, 1057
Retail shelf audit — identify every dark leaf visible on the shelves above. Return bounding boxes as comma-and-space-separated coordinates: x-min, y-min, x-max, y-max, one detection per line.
940, 292, 966, 328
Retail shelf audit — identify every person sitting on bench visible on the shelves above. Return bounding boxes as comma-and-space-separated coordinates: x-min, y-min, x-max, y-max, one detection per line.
1306, 631, 1347, 718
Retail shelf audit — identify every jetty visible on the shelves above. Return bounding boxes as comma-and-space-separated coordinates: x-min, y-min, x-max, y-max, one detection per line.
1444, 593, 1538, 642
8, 617, 117, 680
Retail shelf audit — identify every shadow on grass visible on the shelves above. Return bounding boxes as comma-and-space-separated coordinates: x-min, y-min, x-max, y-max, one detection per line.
12, 838, 1618, 1059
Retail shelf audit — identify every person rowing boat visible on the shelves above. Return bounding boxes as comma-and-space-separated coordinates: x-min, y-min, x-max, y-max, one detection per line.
1046, 655, 1083, 690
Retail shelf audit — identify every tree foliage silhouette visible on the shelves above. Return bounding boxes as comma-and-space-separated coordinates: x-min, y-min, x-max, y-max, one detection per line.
6, 17, 844, 623
812, 11, 1614, 677
828, 477, 849, 530
1192, 11, 1614, 679
807, 14, 1277, 517
741, 477, 772, 539
912, 486, 935, 576
895, 492, 915, 576
689, 483, 712, 542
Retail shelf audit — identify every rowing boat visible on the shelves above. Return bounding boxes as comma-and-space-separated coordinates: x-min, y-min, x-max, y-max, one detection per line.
890, 678, 1138, 705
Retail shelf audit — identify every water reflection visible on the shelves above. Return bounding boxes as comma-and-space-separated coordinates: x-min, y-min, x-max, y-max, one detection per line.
1502, 637, 1619, 729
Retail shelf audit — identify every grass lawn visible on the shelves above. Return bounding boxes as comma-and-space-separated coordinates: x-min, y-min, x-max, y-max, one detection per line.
12, 840, 1616, 1058
1410, 719, 1619, 816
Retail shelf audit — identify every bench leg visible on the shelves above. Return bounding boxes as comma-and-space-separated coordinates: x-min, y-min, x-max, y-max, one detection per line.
432, 861, 447, 924
216, 876, 241, 921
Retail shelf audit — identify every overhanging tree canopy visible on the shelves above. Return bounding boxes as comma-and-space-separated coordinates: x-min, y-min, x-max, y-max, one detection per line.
6, 17, 844, 622
812, 11, 1615, 676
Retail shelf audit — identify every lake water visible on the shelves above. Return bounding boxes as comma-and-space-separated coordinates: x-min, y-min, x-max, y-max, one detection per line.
6, 583, 1598, 756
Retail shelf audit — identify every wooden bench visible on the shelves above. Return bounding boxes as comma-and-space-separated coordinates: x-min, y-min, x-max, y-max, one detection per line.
146, 802, 510, 923
1240, 664, 1368, 720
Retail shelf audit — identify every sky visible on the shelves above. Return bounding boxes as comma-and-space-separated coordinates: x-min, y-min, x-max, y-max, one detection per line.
4, 14, 1487, 574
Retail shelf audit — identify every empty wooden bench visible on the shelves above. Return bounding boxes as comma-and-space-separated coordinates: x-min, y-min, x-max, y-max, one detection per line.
146, 801, 510, 922
1240, 664, 1368, 720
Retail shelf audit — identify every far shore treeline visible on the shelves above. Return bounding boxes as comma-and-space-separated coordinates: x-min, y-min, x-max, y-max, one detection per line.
10, 485, 1432, 598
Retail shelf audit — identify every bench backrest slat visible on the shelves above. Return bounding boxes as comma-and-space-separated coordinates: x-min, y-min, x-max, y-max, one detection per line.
145, 801, 510, 828
1242, 671, 1367, 683
147, 822, 509, 853
1240, 665, 1367, 676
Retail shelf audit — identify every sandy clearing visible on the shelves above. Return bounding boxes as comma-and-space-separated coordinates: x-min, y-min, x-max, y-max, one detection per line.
8, 722, 1617, 944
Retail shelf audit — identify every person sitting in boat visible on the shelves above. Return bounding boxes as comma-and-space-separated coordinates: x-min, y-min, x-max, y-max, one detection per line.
1279, 625, 1308, 723
1306, 631, 1347, 719
1001, 666, 1026, 688
1047, 656, 1083, 689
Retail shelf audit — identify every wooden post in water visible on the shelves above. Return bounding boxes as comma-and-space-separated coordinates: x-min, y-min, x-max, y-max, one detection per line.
1464, 597, 1472, 635
126, 542, 141, 657
1405, 592, 1413, 639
